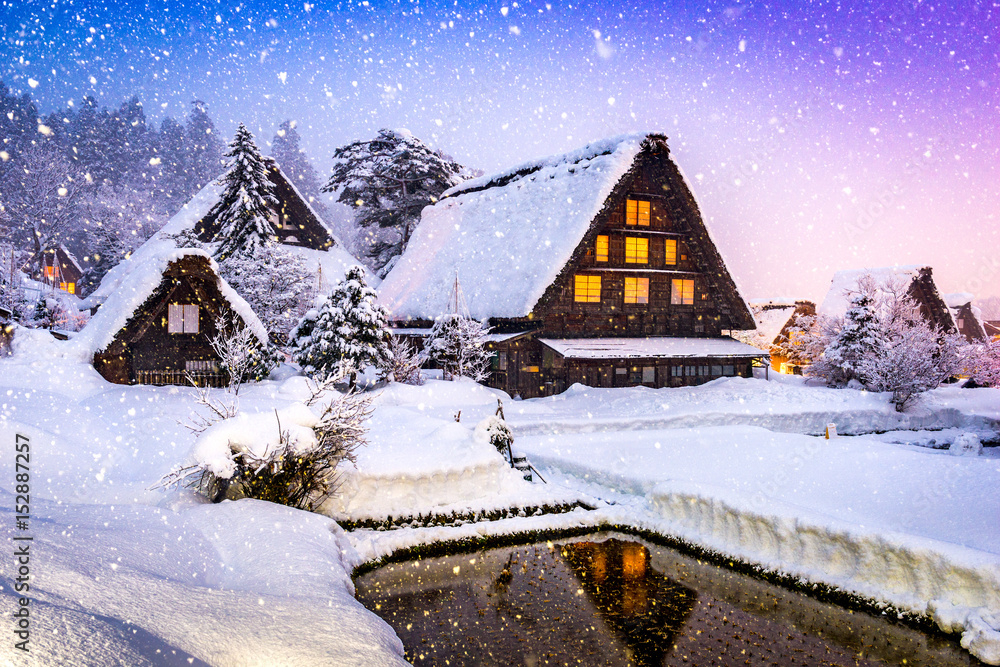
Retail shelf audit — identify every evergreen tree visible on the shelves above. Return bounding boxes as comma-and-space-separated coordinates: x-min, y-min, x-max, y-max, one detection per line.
323, 129, 472, 276
810, 274, 881, 387
186, 100, 224, 190
290, 266, 391, 387
270, 120, 327, 217
426, 314, 492, 382
210, 124, 279, 261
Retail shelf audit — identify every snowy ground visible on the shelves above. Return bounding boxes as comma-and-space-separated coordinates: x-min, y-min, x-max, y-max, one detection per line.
2, 333, 999, 664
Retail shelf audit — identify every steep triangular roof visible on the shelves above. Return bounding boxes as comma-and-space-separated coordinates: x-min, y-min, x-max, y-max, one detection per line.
819, 265, 955, 331
379, 133, 753, 328
72, 248, 267, 357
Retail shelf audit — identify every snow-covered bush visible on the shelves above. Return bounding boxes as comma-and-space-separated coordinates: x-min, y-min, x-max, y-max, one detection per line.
474, 415, 514, 458
426, 313, 491, 381
378, 334, 426, 385
807, 273, 969, 411
290, 266, 392, 387
209, 315, 281, 394
969, 338, 1000, 387
159, 388, 371, 510
949, 432, 982, 457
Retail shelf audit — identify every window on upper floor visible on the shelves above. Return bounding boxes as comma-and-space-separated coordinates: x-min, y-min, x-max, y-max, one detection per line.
595, 235, 609, 262
665, 239, 677, 265
626, 199, 650, 226
574, 274, 601, 303
167, 304, 200, 334
625, 237, 648, 263
671, 279, 694, 305
624, 277, 649, 304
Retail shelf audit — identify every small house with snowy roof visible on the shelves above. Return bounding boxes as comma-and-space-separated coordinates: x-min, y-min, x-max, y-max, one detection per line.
943, 293, 988, 342
379, 133, 765, 398
73, 249, 268, 386
741, 299, 816, 374
34, 244, 83, 295
818, 266, 956, 332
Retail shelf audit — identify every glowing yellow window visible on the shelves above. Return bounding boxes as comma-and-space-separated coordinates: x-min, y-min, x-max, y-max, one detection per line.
624, 277, 649, 304
665, 239, 677, 265
60, 282, 75, 294
574, 275, 601, 303
44, 266, 56, 278
595, 235, 608, 262
671, 279, 695, 305
625, 237, 648, 263
626, 199, 650, 226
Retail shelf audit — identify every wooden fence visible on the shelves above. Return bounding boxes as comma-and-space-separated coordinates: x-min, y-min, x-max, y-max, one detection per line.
135, 370, 229, 388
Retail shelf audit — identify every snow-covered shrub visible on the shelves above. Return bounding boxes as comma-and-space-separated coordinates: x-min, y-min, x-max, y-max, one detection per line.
160, 390, 371, 510
378, 334, 426, 385
474, 415, 514, 458
290, 266, 391, 388
427, 313, 491, 381
969, 338, 1000, 387
209, 315, 281, 394
807, 273, 969, 411
949, 432, 982, 457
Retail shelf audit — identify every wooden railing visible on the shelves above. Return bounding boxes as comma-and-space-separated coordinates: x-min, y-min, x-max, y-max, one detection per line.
135, 370, 229, 388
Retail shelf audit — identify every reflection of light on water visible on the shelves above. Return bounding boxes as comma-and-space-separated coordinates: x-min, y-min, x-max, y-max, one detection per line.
355, 534, 979, 667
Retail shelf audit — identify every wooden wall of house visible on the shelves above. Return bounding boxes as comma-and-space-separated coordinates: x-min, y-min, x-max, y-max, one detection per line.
486, 337, 754, 398
528, 147, 751, 339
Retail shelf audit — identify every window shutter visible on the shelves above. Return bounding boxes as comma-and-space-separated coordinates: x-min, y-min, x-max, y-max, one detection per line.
167, 304, 184, 333
183, 305, 200, 334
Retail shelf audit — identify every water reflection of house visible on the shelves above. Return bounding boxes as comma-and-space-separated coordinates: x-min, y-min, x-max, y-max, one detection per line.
379, 133, 766, 398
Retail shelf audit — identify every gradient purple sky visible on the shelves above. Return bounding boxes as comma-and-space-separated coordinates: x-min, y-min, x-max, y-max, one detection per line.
3, 0, 997, 301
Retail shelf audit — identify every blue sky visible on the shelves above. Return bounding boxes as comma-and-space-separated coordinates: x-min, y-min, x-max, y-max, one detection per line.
2, 0, 997, 300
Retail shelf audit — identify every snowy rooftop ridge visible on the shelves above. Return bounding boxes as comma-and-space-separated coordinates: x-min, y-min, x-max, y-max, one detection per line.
378, 133, 653, 321
539, 336, 768, 360
71, 247, 268, 357
818, 265, 931, 319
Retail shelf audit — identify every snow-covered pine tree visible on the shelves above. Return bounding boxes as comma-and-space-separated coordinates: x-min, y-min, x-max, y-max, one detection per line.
323, 129, 473, 276
270, 120, 328, 218
290, 266, 391, 387
809, 273, 881, 387
210, 123, 280, 261
426, 314, 492, 382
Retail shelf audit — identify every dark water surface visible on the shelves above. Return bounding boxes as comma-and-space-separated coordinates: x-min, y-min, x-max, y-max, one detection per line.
354, 532, 982, 667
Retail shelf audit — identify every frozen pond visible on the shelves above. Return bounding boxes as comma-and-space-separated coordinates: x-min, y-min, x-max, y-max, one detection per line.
355, 532, 982, 666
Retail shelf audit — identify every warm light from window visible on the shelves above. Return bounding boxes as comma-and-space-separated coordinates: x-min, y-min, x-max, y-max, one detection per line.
626, 199, 650, 226
665, 239, 677, 265
60, 282, 75, 294
625, 237, 648, 263
574, 274, 601, 303
671, 279, 694, 305
595, 235, 608, 262
624, 277, 649, 304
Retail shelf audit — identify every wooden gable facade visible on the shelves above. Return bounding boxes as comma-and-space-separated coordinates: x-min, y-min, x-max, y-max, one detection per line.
194, 158, 334, 251
93, 255, 261, 386
385, 134, 765, 398
950, 301, 987, 342
37, 245, 84, 295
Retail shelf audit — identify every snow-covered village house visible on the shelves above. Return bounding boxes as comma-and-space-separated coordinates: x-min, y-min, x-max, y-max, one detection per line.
379, 133, 766, 398
75, 249, 267, 386
35, 243, 84, 295
739, 299, 816, 374
944, 293, 989, 342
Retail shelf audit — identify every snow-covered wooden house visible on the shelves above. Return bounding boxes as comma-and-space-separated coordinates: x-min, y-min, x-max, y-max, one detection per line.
818, 266, 956, 332
943, 293, 988, 342
741, 299, 816, 373
35, 244, 83, 295
73, 249, 268, 386
379, 133, 765, 398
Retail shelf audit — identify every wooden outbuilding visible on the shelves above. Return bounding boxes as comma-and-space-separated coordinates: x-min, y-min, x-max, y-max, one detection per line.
75, 249, 268, 386
379, 133, 766, 398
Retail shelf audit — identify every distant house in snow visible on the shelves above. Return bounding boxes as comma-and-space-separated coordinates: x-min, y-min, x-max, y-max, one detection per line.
378, 133, 765, 398
81, 159, 373, 314
741, 299, 816, 374
34, 244, 83, 295
818, 266, 956, 333
73, 249, 268, 386
943, 293, 988, 342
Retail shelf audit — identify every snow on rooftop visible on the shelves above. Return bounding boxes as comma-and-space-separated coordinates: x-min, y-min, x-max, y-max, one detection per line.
748, 302, 799, 348
378, 133, 649, 321
818, 265, 928, 319
538, 336, 768, 360
70, 247, 268, 357
945, 292, 975, 309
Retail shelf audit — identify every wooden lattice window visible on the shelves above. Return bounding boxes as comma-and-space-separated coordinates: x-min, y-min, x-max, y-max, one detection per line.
624, 277, 649, 304
625, 237, 648, 263
626, 199, 650, 226
595, 235, 609, 262
167, 304, 200, 334
665, 239, 677, 265
574, 275, 602, 303
670, 279, 694, 305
